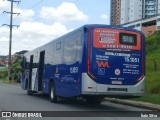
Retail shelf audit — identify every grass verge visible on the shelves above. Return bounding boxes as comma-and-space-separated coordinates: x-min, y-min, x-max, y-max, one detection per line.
132, 94, 160, 105
0, 79, 18, 84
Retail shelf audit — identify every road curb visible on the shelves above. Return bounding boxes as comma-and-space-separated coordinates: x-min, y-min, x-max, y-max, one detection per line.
105, 98, 160, 111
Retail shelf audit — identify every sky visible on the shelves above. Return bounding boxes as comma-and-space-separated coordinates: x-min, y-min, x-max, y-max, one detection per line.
0, 0, 111, 55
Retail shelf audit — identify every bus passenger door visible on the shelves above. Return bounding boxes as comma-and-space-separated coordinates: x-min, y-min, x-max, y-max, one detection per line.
28, 55, 33, 90
38, 51, 45, 91
21, 56, 28, 90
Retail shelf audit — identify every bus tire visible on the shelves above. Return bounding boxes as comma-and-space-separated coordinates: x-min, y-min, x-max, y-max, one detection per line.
27, 90, 33, 95
49, 82, 57, 103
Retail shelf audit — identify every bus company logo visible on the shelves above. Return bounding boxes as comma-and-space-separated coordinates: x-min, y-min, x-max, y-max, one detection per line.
98, 36, 115, 43
2, 112, 42, 118
2, 112, 11, 117
96, 61, 110, 68
115, 69, 121, 76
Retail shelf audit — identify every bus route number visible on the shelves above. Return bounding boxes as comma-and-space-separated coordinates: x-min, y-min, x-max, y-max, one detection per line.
125, 57, 140, 63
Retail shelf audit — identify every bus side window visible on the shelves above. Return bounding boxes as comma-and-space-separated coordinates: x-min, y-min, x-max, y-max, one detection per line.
45, 43, 54, 65
76, 31, 82, 62
54, 41, 63, 65
63, 34, 76, 64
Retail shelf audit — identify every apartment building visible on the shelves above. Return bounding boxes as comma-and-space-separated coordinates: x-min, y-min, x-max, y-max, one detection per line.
110, 0, 121, 25
110, 0, 160, 36
121, 0, 143, 24
143, 0, 159, 18
110, 0, 159, 25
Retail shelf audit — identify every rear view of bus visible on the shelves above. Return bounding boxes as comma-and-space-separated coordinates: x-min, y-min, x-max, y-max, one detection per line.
82, 25, 145, 99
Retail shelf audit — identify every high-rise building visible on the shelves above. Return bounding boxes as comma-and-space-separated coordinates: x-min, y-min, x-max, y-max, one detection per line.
110, 0, 160, 25
143, 0, 158, 18
121, 0, 143, 24
110, 0, 121, 25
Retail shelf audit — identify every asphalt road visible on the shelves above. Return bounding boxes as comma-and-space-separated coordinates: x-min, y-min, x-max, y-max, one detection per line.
0, 82, 159, 120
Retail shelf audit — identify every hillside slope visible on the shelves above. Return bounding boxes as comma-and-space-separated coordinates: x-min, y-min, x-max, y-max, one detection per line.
145, 33, 160, 94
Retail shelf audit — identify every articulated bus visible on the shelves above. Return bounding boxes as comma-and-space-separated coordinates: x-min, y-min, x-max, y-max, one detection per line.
21, 24, 145, 103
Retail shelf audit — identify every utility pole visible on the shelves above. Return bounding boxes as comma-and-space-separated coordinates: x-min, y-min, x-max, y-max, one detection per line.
2, 0, 20, 80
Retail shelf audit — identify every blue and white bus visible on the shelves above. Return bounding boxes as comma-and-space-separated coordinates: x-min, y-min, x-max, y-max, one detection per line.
21, 24, 145, 103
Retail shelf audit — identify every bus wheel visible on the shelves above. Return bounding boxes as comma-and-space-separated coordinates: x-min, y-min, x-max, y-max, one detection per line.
49, 83, 57, 103
27, 90, 33, 95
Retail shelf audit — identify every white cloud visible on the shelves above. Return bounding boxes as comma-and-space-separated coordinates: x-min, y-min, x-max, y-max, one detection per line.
40, 2, 88, 23
0, 27, 9, 38
0, 2, 87, 55
16, 21, 68, 40
0, 0, 34, 22
0, 27, 10, 55
0, 22, 70, 55
13, 8, 35, 22
0, 0, 10, 11
100, 14, 108, 20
